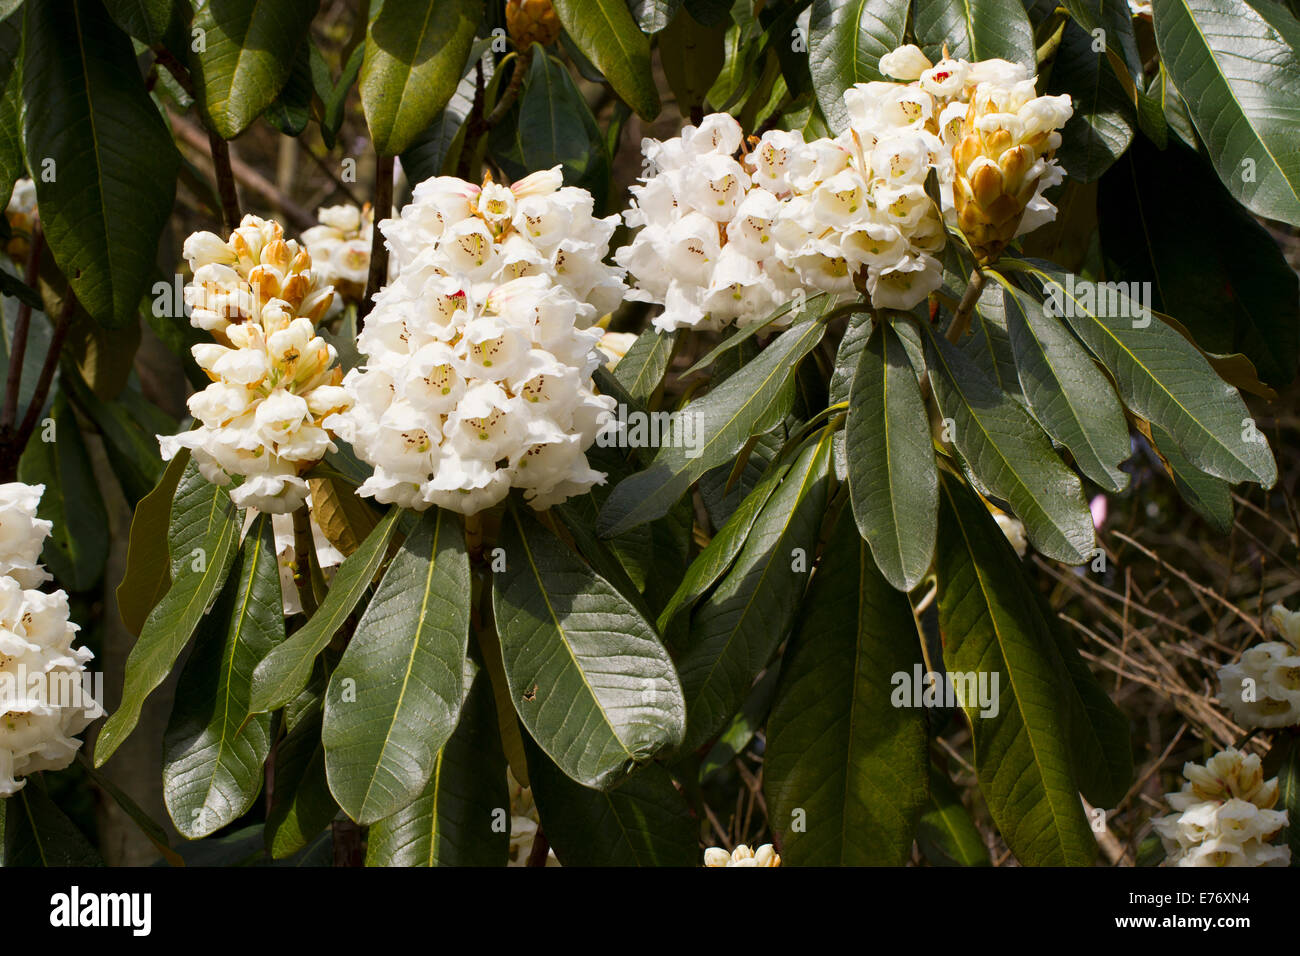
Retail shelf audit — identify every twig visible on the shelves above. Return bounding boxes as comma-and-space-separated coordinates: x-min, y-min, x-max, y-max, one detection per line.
2, 222, 43, 431
359, 153, 394, 326
526, 828, 551, 867
483, 47, 533, 130
15, 290, 75, 446
170, 114, 316, 230
207, 130, 242, 234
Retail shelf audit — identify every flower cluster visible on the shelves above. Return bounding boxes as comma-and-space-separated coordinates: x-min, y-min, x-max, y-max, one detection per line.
703, 843, 782, 867
1217, 604, 1300, 729
1152, 748, 1290, 867
0, 484, 101, 797
329, 169, 625, 515
617, 48, 1071, 327
300, 204, 374, 309
159, 216, 351, 514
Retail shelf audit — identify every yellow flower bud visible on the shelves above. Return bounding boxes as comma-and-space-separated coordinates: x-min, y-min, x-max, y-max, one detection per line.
506, 0, 561, 49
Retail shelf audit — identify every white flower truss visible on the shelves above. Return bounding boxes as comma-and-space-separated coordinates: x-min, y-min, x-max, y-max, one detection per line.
617, 48, 1072, 328
0, 483, 101, 797
159, 216, 352, 514
1152, 747, 1290, 867
1217, 603, 1300, 729
328, 168, 626, 515
300, 203, 375, 309
703, 843, 782, 867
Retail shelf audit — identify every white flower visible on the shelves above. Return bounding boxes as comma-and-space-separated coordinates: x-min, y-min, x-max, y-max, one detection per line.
879, 44, 933, 81
163, 216, 351, 514
993, 511, 1028, 558
0, 485, 101, 797
1153, 747, 1290, 867
331, 170, 623, 515
1218, 603, 1300, 729
703, 843, 782, 867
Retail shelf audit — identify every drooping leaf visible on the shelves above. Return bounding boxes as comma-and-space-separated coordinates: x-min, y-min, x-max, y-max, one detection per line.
551, 0, 660, 119
95, 461, 241, 767
915, 764, 991, 866
659, 6, 727, 116
23, 0, 180, 327
808, 0, 909, 131
677, 430, 832, 752
492, 505, 685, 789
103, 0, 189, 49
524, 736, 698, 866
365, 658, 511, 866
488, 45, 611, 202
116, 450, 189, 636
1012, 262, 1277, 488
265, 701, 338, 860
248, 506, 401, 717
163, 514, 284, 839
18, 391, 108, 591
598, 318, 825, 536
3, 783, 103, 866
935, 473, 1095, 866
1146, 420, 1235, 532
323, 507, 471, 825
846, 320, 937, 592
359, 0, 482, 156
1152, 0, 1300, 225
1098, 135, 1299, 388
1048, 20, 1135, 182
765, 509, 929, 865
1000, 278, 1131, 493
924, 322, 1096, 564
611, 328, 675, 405
190, 0, 318, 139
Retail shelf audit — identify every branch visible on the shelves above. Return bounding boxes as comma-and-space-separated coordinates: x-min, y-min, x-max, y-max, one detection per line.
207, 130, 242, 234
947, 267, 985, 343
2, 222, 43, 431
359, 153, 394, 327
16, 290, 75, 446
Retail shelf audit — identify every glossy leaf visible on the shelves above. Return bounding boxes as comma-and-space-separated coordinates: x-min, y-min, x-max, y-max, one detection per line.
96, 462, 241, 767
678, 431, 832, 752
3, 783, 102, 866
265, 703, 338, 860
808, 0, 909, 131
23, 0, 180, 327
365, 659, 510, 866
551, 0, 660, 120
190, 0, 318, 139
612, 328, 675, 405
936, 473, 1095, 866
492, 506, 685, 789
1049, 20, 1134, 182
323, 508, 471, 825
846, 321, 937, 592
598, 318, 825, 536
924, 322, 1096, 564
359, 0, 481, 156
765, 510, 929, 864
248, 506, 400, 716
1152, 0, 1300, 225
163, 515, 284, 839
912, 0, 1035, 70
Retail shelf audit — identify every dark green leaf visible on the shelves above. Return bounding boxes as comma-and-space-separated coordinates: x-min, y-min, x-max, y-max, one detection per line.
95, 461, 241, 766
611, 328, 674, 404
915, 764, 991, 866
323, 507, 471, 825
808, 0, 908, 132
551, 0, 660, 119
3, 783, 102, 866
936, 473, 1095, 866
598, 318, 825, 536
678, 430, 832, 751
912, 0, 1035, 70
163, 514, 284, 839
846, 321, 937, 591
492, 505, 685, 789
765, 509, 929, 864
248, 506, 401, 716
116, 449, 188, 635
24, 0, 180, 327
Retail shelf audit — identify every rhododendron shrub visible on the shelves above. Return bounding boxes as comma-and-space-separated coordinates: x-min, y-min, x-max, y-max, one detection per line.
0, 0, 1296, 874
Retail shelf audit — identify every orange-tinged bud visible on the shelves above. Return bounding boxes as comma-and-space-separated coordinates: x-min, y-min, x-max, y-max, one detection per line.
506, 0, 561, 48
